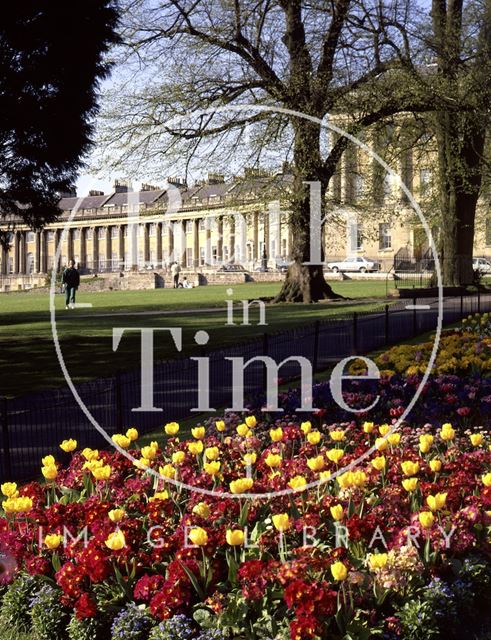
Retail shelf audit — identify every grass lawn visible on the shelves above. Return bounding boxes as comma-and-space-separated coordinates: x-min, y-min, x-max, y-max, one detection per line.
0, 280, 390, 397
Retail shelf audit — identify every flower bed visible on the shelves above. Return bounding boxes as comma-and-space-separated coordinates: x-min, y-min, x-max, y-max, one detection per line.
1, 320, 491, 640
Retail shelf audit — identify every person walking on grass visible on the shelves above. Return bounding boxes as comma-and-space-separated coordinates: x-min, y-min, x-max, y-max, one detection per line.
62, 259, 80, 309
170, 261, 181, 288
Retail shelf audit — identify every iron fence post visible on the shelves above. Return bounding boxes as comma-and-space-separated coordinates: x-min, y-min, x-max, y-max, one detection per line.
1, 397, 12, 481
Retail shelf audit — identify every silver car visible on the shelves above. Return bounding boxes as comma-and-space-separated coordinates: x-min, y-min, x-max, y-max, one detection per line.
327, 256, 380, 273
473, 257, 491, 273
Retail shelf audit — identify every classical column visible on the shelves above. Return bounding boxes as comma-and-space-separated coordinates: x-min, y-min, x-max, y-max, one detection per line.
144, 223, 150, 264
118, 226, 125, 270
93, 228, 99, 272
228, 217, 235, 263
19, 231, 27, 274
192, 218, 200, 268
106, 227, 112, 271
156, 222, 163, 267
205, 219, 212, 265
79, 228, 87, 269
236, 213, 247, 264
263, 213, 270, 264
253, 212, 259, 261
217, 217, 224, 264
168, 221, 175, 264
179, 220, 187, 267
35, 231, 41, 273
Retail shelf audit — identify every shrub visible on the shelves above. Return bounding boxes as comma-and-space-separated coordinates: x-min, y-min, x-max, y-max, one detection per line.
30, 583, 69, 640
0, 574, 40, 633
110, 603, 153, 640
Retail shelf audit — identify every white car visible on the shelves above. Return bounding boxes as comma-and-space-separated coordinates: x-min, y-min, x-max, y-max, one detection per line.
326, 256, 380, 273
473, 257, 491, 273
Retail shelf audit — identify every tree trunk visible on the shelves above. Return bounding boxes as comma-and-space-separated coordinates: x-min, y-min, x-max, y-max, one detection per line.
275, 119, 340, 303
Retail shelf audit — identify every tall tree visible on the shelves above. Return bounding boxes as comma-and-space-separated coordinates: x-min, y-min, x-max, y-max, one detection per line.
102, 0, 458, 302
428, 0, 491, 285
0, 1, 120, 249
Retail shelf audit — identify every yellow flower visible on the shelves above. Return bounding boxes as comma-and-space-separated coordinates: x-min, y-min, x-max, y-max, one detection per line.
229, 478, 254, 494
60, 439, 77, 453
41, 455, 55, 467
134, 458, 150, 470
375, 437, 388, 451
16, 497, 33, 512
307, 431, 321, 445
2, 498, 16, 513
265, 453, 282, 468
204, 447, 220, 461
112, 434, 131, 449
419, 511, 435, 529
188, 527, 208, 546
440, 423, 455, 441
419, 435, 434, 454
204, 461, 221, 476
337, 472, 353, 489
126, 428, 139, 442
387, 433, 401, 446
270, 427, 283, 442
330, 430, 345, 442
470, 433, 484, 446
44, 534, 63, 550
245, 416, 257, 428
330, 504, 344, 521
330, 561, 348, 581
401, 461, 419, 476
236, 423, 249, 437
192, 502, 210, 518
108, 508, 125, 522
326, 449, 344, 464
188, 441, 204, 455
242, 452, 257, 466
300, 421, 312, 434
159, 464, 176, 479
172, 451, 186, 465
363, 421, 375, 433
319, 470, 331, 483
164, 422, 180, 435
272, 513, 290, 531
192, 426, 206, 440
150, 490, 170, 501
105, 530, 126, 551
215, 420, 226, 432
352, 470, 368, 487
82, 448, 99, 461
368, 553, 388, 571
402, 477, 419, 492
288, 475, 307, 490
379, 424, 391, 436
429, 459, 442, 473
307, 455, 325, 471
141, 445, 158, 460
371, 455, 386, 471
481, 472, 491, 487
226, 529, 245, 545
83, 459, 103, 472
42, 465, 58, 481
426, 492, 447, 512
92, 465, 111, 481
1, 483, 18, 498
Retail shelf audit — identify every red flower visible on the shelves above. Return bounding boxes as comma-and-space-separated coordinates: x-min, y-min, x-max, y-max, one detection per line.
74, 592, 98, 620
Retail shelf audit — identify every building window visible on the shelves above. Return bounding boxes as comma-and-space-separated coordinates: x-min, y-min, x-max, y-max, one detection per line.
26, 231, 35, 243
419, 168, 431, 193
486, 218, 491, 247
354, 175, 364, 199
186, 221, 193, 234
186, 247, 193, 266
379, 223, 392, 250
350, 224, 363, 251
200, 247, 205, 265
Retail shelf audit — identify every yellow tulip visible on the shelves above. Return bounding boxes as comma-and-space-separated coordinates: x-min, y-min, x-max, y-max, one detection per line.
470, 433, 484, 446
363, 421, 375, 433
265, 453, 282, 468
401, 461, 419, 476
159, 464, 176, 479
108, 509, 125, 522
379, 424, 391, 436
192, 426, 206, 440
172, 451, 186, 465
371, 455, 386, 471
9, 496, 32, 513
150, 491, 169, 502
188, 527, 208, 546
429, 459, 442, 473
272, 513, 290, 531
226, 529, 245, 545
236, 423, 249, 437
126, 428, 139, 442
164, 422, 180, 435
141, 445, 158, 460
112, 434, 131, 449
42, 465, 58, 481
368, 553, 388, 571
204, 461, 221, 476
245, 416, 257, 428
203, 447, 219, 461
330, 504, 344, 521
42, 455, 55, 467
82, 448, 99, 461
242, 452, 257, 466
481, 472, 491, 487
419, 511, 435, 529
288, 475, 307, 490
330, 430, 345, 442
352, 470, 368, 487
192, 502, 210, 518
188, 441, 204, 455
330, 561, 348, 581
105, 530, 126, 551
229, 478, 253, 494
326, 449, 344, 464
402, 477, 419, 492
270, 427, 283, 442
44, 534, 63, 550
375, 437, 388, 451
60, 439, 77, 453
1, 483, 18, 498
387, 433, 401, 446
307, 455, 325, 471
92, 465, 111, 481
319, 470, 331, 483
300, 421, 312, 434
307, 431, 321, 445
426, 492, 447, 512
215, 420, 226, 432
440, 423, 455, 441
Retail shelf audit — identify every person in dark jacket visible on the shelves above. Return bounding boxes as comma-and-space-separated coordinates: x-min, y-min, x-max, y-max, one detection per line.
62, 259, 80, 309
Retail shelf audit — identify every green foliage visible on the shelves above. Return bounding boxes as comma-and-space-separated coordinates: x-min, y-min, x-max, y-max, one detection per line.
30, 583, 69, 640
67, 615, 108, 640
0, 574, 41, 633
397, 598, 441, 640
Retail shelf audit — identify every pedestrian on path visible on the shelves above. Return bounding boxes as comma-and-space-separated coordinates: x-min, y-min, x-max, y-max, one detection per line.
62, 259, 80, 309
170, 261, 181, 288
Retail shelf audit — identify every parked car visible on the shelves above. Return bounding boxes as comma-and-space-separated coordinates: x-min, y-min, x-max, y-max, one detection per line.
326, 256, 380, 273
472, 257, 491, 273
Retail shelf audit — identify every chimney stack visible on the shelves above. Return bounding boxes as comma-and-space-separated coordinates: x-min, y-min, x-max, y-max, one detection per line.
166, 176, 187, 187
141, 183, 160, 192
207, 172, 225, 184
88, 190, 104, 196
113, 179, 129, 193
